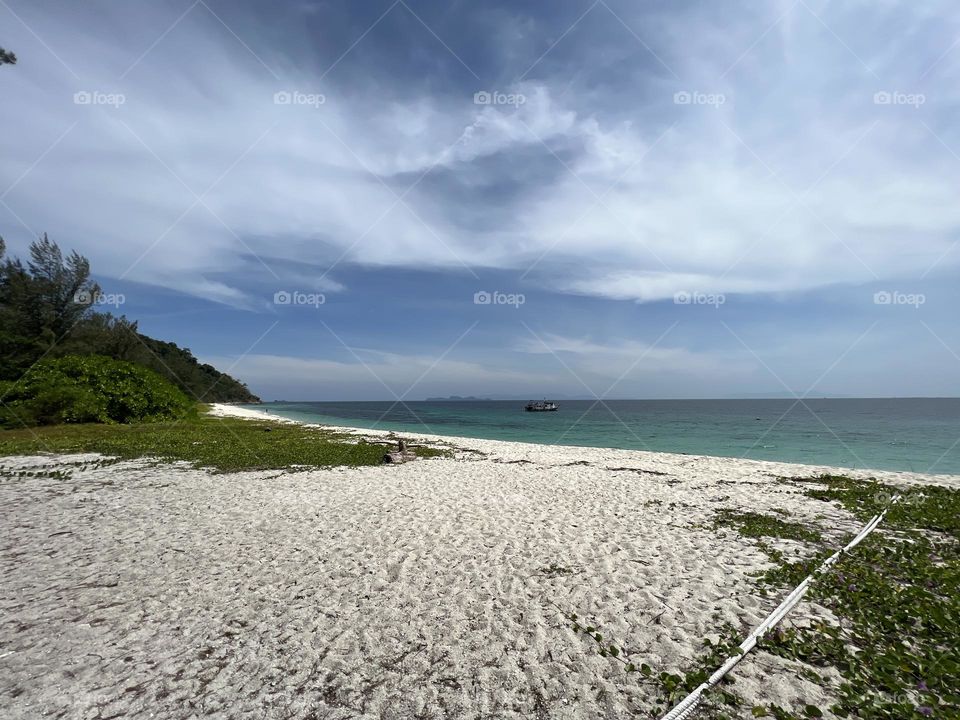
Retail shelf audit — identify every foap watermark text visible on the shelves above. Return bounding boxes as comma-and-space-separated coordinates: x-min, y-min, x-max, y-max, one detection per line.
474, 90, 526, 107
674, 90, 725, 107
873, 91, 925, 108
274, 90, 326, 108
274, 290, 325, 308
674, 290, 725, 308
874, 290, 925, 308
74, 289, 125, 308
74, 90, 125, 107
474, 290, 525, 308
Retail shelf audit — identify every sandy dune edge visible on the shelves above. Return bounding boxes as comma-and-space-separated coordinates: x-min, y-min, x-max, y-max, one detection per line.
1, 405, 956, 719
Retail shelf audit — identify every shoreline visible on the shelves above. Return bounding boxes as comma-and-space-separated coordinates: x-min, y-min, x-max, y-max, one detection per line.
209, 402, 960, 488
1, 407, 956, 718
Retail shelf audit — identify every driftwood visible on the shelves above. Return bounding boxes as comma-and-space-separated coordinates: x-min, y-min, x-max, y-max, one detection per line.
362, 437, 430, 449
382, 439, 417, 464
382, 451, 417, 464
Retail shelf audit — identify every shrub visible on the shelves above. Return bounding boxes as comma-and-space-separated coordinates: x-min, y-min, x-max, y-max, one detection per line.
0, 355, 193, 427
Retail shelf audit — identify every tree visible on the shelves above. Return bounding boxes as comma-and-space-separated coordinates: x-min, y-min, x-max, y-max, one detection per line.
0, 234, 260, 401
27, 234, 100, 342
0, 234, 100, 379
62, 312, 141, 361
0, 47, 16, 66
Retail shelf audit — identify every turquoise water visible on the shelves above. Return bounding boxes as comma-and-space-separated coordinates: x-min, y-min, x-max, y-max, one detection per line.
242, 399, 960, 475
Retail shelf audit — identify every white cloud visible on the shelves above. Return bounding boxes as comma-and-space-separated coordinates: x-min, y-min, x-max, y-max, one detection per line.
514, 332, 756, 381
204, 351, 561, 400
2, 0, 958, 310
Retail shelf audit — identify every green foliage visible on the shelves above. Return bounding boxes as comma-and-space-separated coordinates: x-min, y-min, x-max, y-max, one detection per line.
677, 477, 958, 719
756, 475, 960, 719
0, 47, 15, 65
759, 549, 831, 590
0, 235, 259, 403
0, 413, 448, 471
128, 334, 258, 403
59, 314, 259, 402
713, 509, 823, 544
565, 611, 639, 669
0, 234, 100, 380
0, 355, 192, 427
539, 475, 957, 717
60, 312, 143, 361
800, 473, 958, 535
652, 625, 746, 717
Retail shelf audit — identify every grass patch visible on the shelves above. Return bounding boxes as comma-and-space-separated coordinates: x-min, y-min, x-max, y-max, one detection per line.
714, 509, 823, 544
692, 477, 959, 718
545, 476, 956, 717
752, 475, 960, 719
0, 409, 449, 472
655, 625, 746, 718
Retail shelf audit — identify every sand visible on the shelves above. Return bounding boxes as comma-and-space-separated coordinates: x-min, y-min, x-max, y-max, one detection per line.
1, 404, 957, 719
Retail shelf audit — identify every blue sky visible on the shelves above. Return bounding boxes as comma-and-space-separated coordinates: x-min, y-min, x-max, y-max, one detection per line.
2, 0, 959, 400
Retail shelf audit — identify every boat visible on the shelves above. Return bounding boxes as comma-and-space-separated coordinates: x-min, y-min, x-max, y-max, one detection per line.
524, 400, 559, 412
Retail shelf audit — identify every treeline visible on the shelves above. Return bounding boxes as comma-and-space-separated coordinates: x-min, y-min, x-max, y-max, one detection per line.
0, 235, 259, 404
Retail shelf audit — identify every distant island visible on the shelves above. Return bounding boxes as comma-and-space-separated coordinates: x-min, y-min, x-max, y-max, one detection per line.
733, 392, 852, 399
425, 395, 492, 401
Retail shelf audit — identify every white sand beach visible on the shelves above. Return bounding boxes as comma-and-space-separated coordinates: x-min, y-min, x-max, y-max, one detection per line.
2, 404, 957, 719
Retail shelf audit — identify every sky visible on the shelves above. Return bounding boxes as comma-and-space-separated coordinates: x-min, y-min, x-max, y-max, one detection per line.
1, 0, 959, 400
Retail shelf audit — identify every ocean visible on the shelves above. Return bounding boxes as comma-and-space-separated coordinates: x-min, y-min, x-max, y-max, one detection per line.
241, 398, 960, 475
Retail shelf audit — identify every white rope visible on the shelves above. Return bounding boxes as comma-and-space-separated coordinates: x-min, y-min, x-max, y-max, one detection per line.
659, 495, 901, 720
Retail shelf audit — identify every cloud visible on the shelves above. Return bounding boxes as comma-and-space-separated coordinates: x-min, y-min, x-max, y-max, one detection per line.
203, 351, 561, 400
2, 0, 958, 312
515, 332, 757, 382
